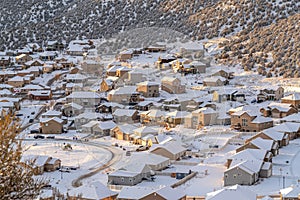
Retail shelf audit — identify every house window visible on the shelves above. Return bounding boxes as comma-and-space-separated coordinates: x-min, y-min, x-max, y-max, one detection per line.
233, 174, 237, 178
45, 123, 48, 127
242, 119, 248, 126
121, 178, 124, 182
225, 174, 228, 178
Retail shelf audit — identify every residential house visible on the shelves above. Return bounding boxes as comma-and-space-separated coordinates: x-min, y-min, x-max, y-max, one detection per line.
66, 40, 94, 56
62, 103, 84, 117
7, 76, 25, 87
190, 61, 207, 73
271, 122, 300, 140
161, 77, 185, 94
236, 137, 279, 156
117, 49, 133, 61
126, 70, 147, 85
203, 76, 227, 87
67, 181, 118, 200
46, 40, 65, 51
257, 86, 284, 102
206, 185, 257, 199
74, 112, 108, 128
96, 102, 124, 114
108, 163, 151, 186
281, 113, 300, 123
150, 141, 187, 160
145, 44, 166, 52
39, 51, 57, 61
136, 81, 159, 98
165, 111, 189, 128
280, 185, 300, 200
80, 60, 103, 75
0, 56, 11, 67
212, 88, 245, 103
100, 76, 119, 92
231, 108, 273, 132
64, 74, 88, 83
15, 54, 34, 64
19, 84, 44, 94
135, 101, 154, 111
211, 69, 234, 79
107, 86, 140, 104
260, 102, 298, 118
116, 67, 132, 80
95, 120, 117, 136
246, 128, 289, 147
132, 126, 158, 144
140, 109, 165, 125
66, 91, 101, 107
106, 65, 123, 77
281, 93, 300, 109
81, 120, 100, 134
24, 59, 44, 68
40, 117, 64, 134
0, 97, 21, 110
29, 90, 53, 100
131, 152, 170, 171
42, 110, 62, 119
184, 107, 218, 128
113, 109, 139, 124
110, 124, 138, 141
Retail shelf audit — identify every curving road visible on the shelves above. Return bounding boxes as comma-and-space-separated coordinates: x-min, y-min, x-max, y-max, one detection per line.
21, 138, 123, 188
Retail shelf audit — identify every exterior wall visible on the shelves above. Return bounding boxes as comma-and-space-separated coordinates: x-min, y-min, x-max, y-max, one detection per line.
63, 107, 83, 117
249, 121, 274, 132
224, 168, 257, 186
108, 174, 142, 186
231, 113, 256, 131
151, 148, 185, 160
7, 80, 24, 87
282, 99, 300, 109
203, 80, 224, 87
236, 143, 259, 153
199, 113, 218, 126
161, 79, 185, 94
41, 121, 63, 134
44, 160, 61, 172
260, 165, 272, 178
137, 85, 159, 97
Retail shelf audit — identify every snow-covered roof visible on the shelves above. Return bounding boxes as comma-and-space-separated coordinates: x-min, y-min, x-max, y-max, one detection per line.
62, 102, 83, 110
8, 76, 24, 82
82, 120, 99, 128
206, 184, 256, 200
281, 113, 300, 123
272, 122, 300, 133
137, 81, 159, 86
98, 120, 116, 130
251, 116, 273, 124
282, 93, 300, 101
29, 90, 51, 96
67, 91, 101, 99
68, 181, 117, 199
108, 86, 137, 95
151, 141, 187, 155
250, 138, 274, 151
261, 128, 285, 141
117, 186, 156, 199
203, 76, 226, 83
133, 126, 157, 134
41, 110, 61, 117
229, 149, 267, 164
267, 102, 293, 112
192, 107, 217, 114
113, 108, 137, 117
40, 117, 63, 124
156, 186, 186, 199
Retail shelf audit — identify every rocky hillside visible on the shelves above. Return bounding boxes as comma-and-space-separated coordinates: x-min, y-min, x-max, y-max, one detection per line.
217, 13, 300, 78
0, 0, 299, 50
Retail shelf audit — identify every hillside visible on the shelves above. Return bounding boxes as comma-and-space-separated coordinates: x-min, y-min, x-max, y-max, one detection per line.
0, 0, 299, 50
217, 13, 300, 78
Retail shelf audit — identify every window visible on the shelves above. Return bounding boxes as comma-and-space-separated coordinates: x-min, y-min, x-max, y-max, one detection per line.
45, 123, 48, 127
121, 178, 124, 182
233, 174, 237, 178
242, 118, 248, 126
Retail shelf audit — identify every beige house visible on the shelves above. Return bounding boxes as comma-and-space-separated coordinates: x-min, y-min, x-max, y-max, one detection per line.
62, 102, 84, 117
137, 81, 160, 97
113, 109, 139, 124
7, 76, 25, 87
203, 76, 227, 87
107, 86, 140, 104
100, 76, 119, 92
80, 60, 103, 75
126, 70, 147, 85
260, 102, 298, 118
281, 93, 300, 109
246, 128, 289, 147
140, 109, 165, 125
161, 77, 185, 94
40, 117, 63, 134
257, 86, 284, 102
15, 54, 33, 64
236, 137, 279, 156
150, 141, 187, 160
231, 110, 273, 132
66, 91, 101, 107
184, 107, 218, 128
212, 69, 234, 79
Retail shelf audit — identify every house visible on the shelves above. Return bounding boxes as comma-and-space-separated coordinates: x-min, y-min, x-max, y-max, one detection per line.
133, 126, 158, 140
62, 102, 84, 117
203, 76, 227, 87
113, 109, 139, 124
81, 60, 103, 75
100, 76, 119, 92
212, 88, 245, 103
280, 185, 300, 200
184, 107, 218, 128
231, 108, 273, 132
206, 185, 256, 199
41, 110, 62, 119
211, 69, 234, 79
136, 81, 160, 97
145, 44, 166, 52
126, 70, 147, 85
20, 84, 44, 94
165, 110, 189, 128
161, 77, 185, 94
0, 56, 11, 67
44, 157, 61, 172
15, 54, 34, 64
74, 112, 108, 128
106, 65, 123, 77
46, 40, 65, 51
236, 137, 279, 156
64, 74, 88, 83
281, 93, 300, 108
117, 49, 133, 61
130, 152, 170, 171
24, 59, 44, 68
95, 120, 117, 136
140, 109, 165, 125
110, 124, 138, 141
7, 76, 25, 87
135, 101, 153, 111
257, 86, 284, 102
96, 102, 124, 113
67, 181, 118, 200
246, 128, 289, 147
190, 61, 206, 73
40, 117, 64, 134
260, 102, 298, 118
66, 40, 94, 56
271, 122, 300, 140
116, 67, 132, 80
150, 141, 187, 160
39, 51, 57, 61
29, 90, 53, 100
66, 91, 101, 107
82, 120, 100, 134
108, 163, 151, 186
281, 113, 300, 123
107, 86, 140, 104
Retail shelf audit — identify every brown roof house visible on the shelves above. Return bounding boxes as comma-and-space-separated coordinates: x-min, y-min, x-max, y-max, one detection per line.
281, 93, 300, 109
161, 77, 185, 94
40, 117, 64, 134
137, 81, 160, 98
150, 141, 187, 160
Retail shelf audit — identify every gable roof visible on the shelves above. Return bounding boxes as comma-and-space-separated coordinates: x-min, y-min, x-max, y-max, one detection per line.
282, 93, 300, 101
113, 108, 137, 117
250, 138, 274, 151
151, 141, 187, 155
206, 184, 257, 200
118, 186, 157, 200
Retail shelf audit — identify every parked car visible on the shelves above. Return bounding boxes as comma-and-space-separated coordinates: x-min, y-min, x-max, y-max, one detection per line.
136, 145, 149, 152
30, 130, 40, 134
34, 135, 45, 139
46, 136, 55, 139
